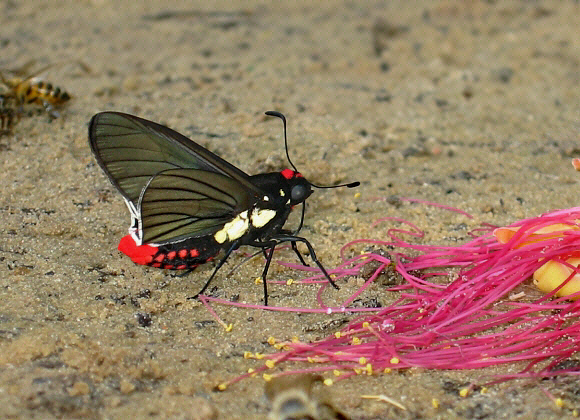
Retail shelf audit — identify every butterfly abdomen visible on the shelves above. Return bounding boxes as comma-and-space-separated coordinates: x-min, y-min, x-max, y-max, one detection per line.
118, 235, 220, 270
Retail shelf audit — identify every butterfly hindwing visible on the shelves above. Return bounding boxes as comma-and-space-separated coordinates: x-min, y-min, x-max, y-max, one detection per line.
139, 168, 252, 244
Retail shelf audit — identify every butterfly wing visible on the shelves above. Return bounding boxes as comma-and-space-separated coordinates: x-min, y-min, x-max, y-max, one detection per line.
89, 112, 264, 245
88, 112, 263, 208
139, 168, 252, 244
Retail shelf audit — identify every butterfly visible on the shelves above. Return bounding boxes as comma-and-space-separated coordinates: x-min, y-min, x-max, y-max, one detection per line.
88, 111, 358, 305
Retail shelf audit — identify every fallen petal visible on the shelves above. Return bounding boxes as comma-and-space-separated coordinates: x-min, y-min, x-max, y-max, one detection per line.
533, 257, 580, 300
494, 223, 579, 246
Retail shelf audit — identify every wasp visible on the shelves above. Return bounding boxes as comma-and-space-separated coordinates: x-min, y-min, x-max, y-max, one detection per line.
0, 60, 88, 127
266, 375, 351, 420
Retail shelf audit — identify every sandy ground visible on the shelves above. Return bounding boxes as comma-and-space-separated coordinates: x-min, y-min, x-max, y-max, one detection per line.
1, 1, 579, 419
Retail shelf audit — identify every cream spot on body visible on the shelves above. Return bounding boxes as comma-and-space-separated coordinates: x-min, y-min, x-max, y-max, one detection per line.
251, 209, 277, 228
214, 210, 250, 243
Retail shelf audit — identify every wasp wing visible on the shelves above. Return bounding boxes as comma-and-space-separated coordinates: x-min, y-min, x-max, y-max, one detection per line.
88, 112, 263, 208
139, 168, 251, 244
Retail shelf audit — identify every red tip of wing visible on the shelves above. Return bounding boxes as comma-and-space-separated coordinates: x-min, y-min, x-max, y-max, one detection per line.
118, 235, 158, 265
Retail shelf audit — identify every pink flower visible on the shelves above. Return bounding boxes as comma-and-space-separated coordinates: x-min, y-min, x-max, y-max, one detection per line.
494, 222, 580, 300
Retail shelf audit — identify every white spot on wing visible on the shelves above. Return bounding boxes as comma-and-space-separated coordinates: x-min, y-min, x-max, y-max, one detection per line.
124, 198, 143, 245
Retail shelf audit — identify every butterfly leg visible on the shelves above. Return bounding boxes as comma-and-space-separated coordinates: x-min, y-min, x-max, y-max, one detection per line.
272, 235, 339, 290
279, 228, 309, 267
260, 244, 278, 306
176, 267, 196, 278
290, 241, 309, 267
188, 241, 239, 300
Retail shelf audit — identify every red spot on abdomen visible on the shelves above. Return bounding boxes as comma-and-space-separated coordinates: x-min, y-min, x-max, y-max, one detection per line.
118, 235, 158, 265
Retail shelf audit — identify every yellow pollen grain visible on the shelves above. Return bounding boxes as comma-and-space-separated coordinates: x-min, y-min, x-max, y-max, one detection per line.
263, 373, 272, 382
286, 278, 294, 285
383, 368, 392, 373
334, 332, 342, 338
359, 357, 367, 365
254, 277, 262, 284
555, 398, 564, 408
333, 370, 341, 377
390, 357, 400, 364
354, 368, 362, 374
217, 383, 227, 391
244, 351, 253, 359
274, 343, 284, 350
247, 368, 255, 374
291, 336, 300, 343
254, 353, 264, 360
323, 379, 333, 386
352, 337, 362, 345
354, 192, 361, 199
267, 337, 277, 345
432, 398, 440, 409
459, 388, 470, 398
225, 323, 233, 332
480, 387, 488, 394
265, 360, 276, 369
365, 363, 373, 375
363, 321, 370, 328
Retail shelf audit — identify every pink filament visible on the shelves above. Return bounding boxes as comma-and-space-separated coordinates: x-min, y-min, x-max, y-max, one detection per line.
254, 204, 580, 383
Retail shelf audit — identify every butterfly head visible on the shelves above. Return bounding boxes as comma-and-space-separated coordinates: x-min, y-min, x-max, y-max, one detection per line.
280, 168, 313, 205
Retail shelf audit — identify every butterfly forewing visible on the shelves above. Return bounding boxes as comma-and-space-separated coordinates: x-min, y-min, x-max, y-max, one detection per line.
139, 169, 252, 244
88, 112, 264, 208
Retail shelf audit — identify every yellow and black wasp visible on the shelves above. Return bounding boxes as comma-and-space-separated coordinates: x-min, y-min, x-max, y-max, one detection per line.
0, 60, 88, 135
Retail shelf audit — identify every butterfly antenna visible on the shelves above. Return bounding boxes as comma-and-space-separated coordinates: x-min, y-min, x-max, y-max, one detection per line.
265, 111, 298, 172
265, 111, 360, 190
310, 180, 360, 189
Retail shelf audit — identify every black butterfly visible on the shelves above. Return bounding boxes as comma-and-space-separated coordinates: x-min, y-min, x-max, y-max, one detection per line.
88, 111, 358, 305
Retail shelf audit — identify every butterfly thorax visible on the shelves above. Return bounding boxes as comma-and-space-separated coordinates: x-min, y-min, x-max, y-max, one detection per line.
212, 170, 307, 246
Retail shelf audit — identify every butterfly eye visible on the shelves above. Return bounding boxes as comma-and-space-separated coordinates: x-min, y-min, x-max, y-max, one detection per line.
291, 184, 311, 203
